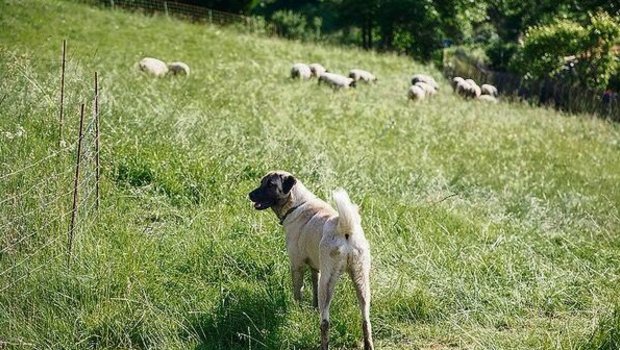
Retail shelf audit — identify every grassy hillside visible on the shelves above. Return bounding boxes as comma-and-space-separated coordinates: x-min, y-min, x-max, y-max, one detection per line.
1, 1, 620, 349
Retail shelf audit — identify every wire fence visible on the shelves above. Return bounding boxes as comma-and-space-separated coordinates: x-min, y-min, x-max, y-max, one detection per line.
78, 0, 270, 33
443, 50, 620, 121
0, 43, 102, 295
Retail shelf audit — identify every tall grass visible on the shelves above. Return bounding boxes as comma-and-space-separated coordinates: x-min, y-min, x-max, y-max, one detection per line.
1, 1, 619, 349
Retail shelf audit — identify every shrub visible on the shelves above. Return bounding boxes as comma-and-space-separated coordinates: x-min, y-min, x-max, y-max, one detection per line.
270, 10, 321, 41
511, 19, 588, 80
486, 40, 518, 71
512, 12, 620, 90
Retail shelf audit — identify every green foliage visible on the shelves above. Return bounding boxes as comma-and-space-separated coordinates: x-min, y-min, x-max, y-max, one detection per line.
578, 11, 620, 89
511, 19, 588, 79
512, 12, 620, 89
486, 39, 518, 71
270, 10, 321, 41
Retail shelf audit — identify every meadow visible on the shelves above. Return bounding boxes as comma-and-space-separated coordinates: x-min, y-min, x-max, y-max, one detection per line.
1, 1, 619, 349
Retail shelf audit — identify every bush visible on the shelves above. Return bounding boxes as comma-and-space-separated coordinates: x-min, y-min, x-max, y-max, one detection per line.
270, 10, 321, 41
511, 19, 587, 80
486, 40, 518, 71
511, 12, 620, 90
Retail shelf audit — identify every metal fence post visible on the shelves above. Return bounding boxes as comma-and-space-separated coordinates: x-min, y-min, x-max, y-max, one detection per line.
58, 40, 66, 148
67, 104, 85, 266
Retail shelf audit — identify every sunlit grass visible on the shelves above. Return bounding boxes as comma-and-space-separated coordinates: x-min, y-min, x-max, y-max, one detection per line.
0, 1, 619, 349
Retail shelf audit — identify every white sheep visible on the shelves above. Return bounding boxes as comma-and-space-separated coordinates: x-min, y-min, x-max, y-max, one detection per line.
455, 79, 472, 98
138, 57, 168, 77
318, 72, 356, 89
309, 63, 327, 78
348, 69, 377, 83
291, 63, 312, 80
477, 94, 498, 103
414, 81, 437, 96
452, 76, 465, 91
168, 61, 190, 76
408, 85, 426, 101
481, 84, 498, 97
411, 74, 439, 90
465, 79, 481, 98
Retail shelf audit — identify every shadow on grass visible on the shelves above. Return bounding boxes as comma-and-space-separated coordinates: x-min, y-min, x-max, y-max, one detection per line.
187, 281, 290, 350
579, 307, 620, 350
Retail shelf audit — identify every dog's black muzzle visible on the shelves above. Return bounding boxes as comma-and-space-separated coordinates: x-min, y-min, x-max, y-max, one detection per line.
248, 188, 274, 210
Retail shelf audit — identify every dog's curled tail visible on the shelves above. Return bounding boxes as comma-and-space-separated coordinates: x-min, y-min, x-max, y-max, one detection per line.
333, 188, 361, 237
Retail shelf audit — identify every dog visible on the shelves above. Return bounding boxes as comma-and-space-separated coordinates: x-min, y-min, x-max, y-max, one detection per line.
249, 171, 374, 350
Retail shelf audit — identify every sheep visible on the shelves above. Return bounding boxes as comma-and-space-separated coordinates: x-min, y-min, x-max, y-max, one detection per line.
465, 79, 481, 98
411, 74, 439, 90
414, 81, 436, 96
452, 76, 465, 91
408, 85, 426, 101
138, 57, 168, 77
291, 63, 312, 80
309, 63, 327, 78
348, 69, 377, 83
167, 61, 190, 76
477, 94, 499, 103
318, 72, 356, 89
481, 84, 498, 97
455, 79, 472, 98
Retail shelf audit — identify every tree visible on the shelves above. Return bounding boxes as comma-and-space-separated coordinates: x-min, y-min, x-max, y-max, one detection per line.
512, 12, 620, 89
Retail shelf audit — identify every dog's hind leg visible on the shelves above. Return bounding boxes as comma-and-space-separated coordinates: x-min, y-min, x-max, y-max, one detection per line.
311, 269, 319, 308
319, 259, 344, 350
350, 259, 374, 350
291, 265, 304, 302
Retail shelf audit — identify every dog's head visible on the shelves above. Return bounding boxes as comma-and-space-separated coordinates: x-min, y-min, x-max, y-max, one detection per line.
248, 171, 297, 210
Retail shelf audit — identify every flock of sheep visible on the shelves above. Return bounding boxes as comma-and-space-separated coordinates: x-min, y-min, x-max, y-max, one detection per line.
290, 62, 499, 103
138, 57, 499, 104
451, 76, 499, 103
291, 63, 377, 89
138, 57, 190, 77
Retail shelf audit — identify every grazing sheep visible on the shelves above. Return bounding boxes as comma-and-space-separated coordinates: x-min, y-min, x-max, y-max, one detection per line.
452, 76, 465, 91
138, 57, 168, 77
167, 61, 190, 76
309, 63, 327, 78
408, 85, 426, 101
481, 84, 498, 97
348, 69, 377, 83
455, 79, 472, 98
318, 72, 356, 89
465, 79, 481, 98
414, 81, 437, 96
477, 94, 498, 103
291, 63, 312, 80
411, 74, 439, 90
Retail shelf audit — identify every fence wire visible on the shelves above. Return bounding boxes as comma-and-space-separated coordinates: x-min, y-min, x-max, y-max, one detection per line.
0, 95, 101, 295
79, 0, 265, 30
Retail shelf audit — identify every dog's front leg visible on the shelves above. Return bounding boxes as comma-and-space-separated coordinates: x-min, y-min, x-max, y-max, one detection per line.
311, 269, 320, 308
291, 265, 304, 302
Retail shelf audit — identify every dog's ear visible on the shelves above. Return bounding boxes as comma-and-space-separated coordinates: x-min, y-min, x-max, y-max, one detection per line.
282, 175, 297, 194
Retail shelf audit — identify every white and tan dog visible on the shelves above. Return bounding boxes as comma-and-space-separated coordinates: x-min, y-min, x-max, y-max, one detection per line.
248, 171, 374, 350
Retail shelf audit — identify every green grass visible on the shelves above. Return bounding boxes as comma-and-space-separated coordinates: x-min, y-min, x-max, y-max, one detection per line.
1, 1, 620, 349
